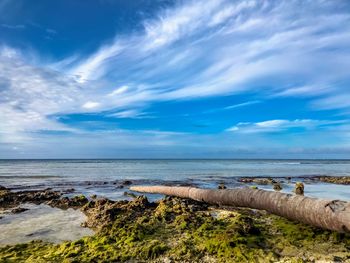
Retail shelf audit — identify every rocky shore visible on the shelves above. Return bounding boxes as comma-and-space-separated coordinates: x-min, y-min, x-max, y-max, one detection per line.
0, 186, 88, 212
1, 185, 350, 262
238, 175, 350, 186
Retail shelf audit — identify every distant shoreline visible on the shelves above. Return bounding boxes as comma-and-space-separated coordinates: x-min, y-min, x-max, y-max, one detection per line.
1, 158, 350, 161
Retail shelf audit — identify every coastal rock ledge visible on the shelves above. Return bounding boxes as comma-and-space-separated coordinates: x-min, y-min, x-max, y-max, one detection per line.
1, 188, 350, 262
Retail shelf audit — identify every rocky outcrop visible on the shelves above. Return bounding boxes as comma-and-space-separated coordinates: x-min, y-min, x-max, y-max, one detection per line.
238, 177, 280, 185
46, 195, 89, 209
0, 188, 89, 211
81, 196, 152, 230
0, 189, 62, 210
2, 194, 350, 262
315, 176, 350, 185
10, 207, 29, 214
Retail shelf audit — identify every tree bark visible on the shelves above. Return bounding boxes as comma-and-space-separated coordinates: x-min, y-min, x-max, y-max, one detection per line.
130, 185, 350, 233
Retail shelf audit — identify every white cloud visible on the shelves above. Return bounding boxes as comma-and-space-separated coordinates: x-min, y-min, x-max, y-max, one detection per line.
108, 85, 129, 96
275, 85, 333, 97
312, 94, 350, 110
1, 24, 26, 30
227, 119, 348, 133
143, 0, 224, 50
0, 46, 20, 58
82, 101, 100, 109
204, 100, 260, 114
108, 109, 151, 119
70, 41, 123, 83
224, 101, 260, 110
0, 47, 82, 143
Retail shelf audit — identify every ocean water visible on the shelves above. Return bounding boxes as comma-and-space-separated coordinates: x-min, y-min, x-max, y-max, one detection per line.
1, 159, 350, 200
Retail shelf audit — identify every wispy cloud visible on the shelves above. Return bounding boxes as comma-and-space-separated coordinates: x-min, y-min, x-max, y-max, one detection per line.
0, 46, 82, 142
274, 85, 333, 98
108, 109, 153, 119
1, 23, 26, 30
69, 41, 123, 83
61, 0, 350, 111
204, 100, 260, 114
227, 119, 348, 133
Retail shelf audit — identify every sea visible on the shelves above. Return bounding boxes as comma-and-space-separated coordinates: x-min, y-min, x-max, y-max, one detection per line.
1, 159, 350, 200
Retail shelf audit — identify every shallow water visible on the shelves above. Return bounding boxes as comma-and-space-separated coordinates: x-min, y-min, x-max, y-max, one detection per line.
1, 159, 350, 200
0, 204, 93, 245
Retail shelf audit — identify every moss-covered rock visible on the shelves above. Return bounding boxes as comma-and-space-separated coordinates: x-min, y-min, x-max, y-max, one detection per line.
0, 189, 62, 210
294, 182, 304, 195
316, 176, 350, 185
1, 196, 350, 262
273, 182, 282, 191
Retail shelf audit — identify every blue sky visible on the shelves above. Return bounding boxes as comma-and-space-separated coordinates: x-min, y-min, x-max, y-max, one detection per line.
1, 0, 350, 158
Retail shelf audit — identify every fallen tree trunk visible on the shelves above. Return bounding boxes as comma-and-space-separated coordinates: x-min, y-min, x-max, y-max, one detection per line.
130, 185, 350, 233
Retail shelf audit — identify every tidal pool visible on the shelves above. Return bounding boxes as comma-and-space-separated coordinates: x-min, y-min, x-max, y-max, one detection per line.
0, 203, 93, 245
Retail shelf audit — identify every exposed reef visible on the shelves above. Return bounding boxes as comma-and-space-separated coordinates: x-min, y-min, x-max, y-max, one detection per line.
238, 175, 350, 185
1, 187, 350, 262
314, 176, 350, 185
0, 187, 62, 210
0, 186, 88, 212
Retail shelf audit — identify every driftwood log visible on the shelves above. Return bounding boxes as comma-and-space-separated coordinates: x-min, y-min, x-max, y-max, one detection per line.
130, 185, 350, 233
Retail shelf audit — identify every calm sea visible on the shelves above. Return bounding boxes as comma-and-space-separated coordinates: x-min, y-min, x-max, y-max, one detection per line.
1, 159, 350, 200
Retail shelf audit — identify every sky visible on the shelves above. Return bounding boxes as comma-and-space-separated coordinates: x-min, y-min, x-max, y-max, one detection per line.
0, 0, 350, 159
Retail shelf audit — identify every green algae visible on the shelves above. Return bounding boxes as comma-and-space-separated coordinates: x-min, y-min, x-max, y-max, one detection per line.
316, 176, 350, 185
1, 196, 350, 263
294, 182, 305, 195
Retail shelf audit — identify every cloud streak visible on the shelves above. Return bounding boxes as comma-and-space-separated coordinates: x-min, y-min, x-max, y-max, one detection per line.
227, 119, 348, 134
1, 24, 26, 30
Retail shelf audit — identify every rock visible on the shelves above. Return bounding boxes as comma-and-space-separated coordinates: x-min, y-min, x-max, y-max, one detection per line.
273, 183, 282, 191
90, 194, 97, 199
316, 176, 350, 185
218, 183, 227, 189
0, 188, 62, 210
116, 185, 124, 189
0, 185, 7, 191
239, 178, 254, 183
333, 256, 344, 262
64, 188, 75, 193
1, 193, 348, 262
236, 215, 260, 235
11, 207, 29, 214
123, 191, 138, 198
239, 177, 272, 185
46, 194, 88, 209
294, 182, 304, 195
81, 195, 151, 230
122, 180, 132, 186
